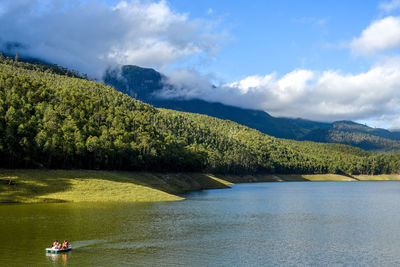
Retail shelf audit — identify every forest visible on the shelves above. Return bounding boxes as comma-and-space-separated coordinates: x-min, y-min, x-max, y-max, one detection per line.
302, 128, 400, 153
1, 55, 399, 175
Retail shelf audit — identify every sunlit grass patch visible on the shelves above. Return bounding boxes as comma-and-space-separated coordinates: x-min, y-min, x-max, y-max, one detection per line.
299, 174, 356, 181
354, 174, 400, 181
41, 178, 182, 202
219, 174, 358, 182
205, 174, 234, 185
0, 170, 229, 203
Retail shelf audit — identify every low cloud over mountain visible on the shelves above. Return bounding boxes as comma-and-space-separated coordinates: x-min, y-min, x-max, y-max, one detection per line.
3, 0, 400, 128
0, 0, 221, 77
160, 58, 400, 126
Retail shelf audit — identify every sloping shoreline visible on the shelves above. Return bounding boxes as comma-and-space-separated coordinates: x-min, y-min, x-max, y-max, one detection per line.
219, 174, 400, 183
0, 170, 230, 204
1, 169, 399, 204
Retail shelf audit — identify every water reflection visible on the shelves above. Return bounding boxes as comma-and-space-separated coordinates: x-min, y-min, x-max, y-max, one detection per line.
45, 252, 69, 266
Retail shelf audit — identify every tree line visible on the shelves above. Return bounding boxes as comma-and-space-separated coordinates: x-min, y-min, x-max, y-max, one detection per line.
0, 55, 399, 175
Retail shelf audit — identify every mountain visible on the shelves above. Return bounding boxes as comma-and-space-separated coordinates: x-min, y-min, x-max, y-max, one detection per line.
302, 128, 400, 153
331, 121, 400, 140
2, 55, 399, 175
104, 65, 400, 152
104, 65, 331, 140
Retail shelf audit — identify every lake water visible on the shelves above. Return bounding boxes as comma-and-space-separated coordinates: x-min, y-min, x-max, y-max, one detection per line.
1, 181, 400, 266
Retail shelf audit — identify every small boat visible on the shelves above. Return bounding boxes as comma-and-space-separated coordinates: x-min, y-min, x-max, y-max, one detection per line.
45, 245, 72, 253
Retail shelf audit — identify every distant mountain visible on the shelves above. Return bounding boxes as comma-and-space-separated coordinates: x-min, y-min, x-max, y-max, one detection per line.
331, 121, 400, 140
104, 65, 163, 101
104, 65, 400, 153
301, 128, 400, 153
104, 65, 330, 140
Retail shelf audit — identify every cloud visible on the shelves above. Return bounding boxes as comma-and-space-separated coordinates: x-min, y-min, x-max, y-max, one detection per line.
350, 16, 400, 56
157, 13, 400, 128
379, 0, 400, 12
158, 68, 217, 99
0, 0, 222, 77
160, 58, 400, 127
2, 0, 400, 129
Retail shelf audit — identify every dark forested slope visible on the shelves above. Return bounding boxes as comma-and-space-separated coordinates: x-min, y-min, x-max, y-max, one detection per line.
1, 56, 399, 175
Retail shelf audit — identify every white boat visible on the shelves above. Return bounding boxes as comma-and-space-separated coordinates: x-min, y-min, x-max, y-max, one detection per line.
45, 245, 72, 253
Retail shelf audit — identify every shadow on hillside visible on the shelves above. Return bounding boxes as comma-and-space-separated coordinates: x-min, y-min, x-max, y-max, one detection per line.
345, 174, 360, 181
0, 170, 230, 203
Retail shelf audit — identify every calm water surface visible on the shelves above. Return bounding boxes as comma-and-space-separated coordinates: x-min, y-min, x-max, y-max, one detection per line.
1, 181, 400, 266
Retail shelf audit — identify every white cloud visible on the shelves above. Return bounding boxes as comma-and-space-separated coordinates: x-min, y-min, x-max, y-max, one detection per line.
350, 16, 400, 56
158, 68, 217, 99
379, 0, 400, 12
157, 13, 400, 129
2, 0, 400, 129
160, 59, 400, 128
0, 0, 222, 77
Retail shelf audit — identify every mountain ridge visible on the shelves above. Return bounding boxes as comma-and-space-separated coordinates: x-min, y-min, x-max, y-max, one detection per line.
104, 64, 400, 152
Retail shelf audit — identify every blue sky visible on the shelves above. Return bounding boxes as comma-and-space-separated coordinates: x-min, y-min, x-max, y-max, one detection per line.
2, 0, 400, 128
168, 0, 386, 80
96, 0, 391, 79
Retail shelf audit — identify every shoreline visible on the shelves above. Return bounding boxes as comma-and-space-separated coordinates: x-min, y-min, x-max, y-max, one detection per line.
1, 169, 399, 204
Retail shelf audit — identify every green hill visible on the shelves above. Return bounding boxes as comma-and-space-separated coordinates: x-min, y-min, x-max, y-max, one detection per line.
104, 65, 400, 152
1, 55, 399, 175
302, 128, 400, 153
332, 121, 400, 140
104, 65, 331, 140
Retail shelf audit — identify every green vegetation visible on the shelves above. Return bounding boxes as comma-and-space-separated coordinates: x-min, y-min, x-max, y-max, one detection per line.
217, 174, 354, 182
302, 128, 400, 153
106, 65, 400, 153
1, 55, 400, 175
105, 64, 331, 140
332, 121, 400, 140
3, 169, 400, 204
0, 169, 229, 203
218, 174, 400, 183
354, 174, 400, 180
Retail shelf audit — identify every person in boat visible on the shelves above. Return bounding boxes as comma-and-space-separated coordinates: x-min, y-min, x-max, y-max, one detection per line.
61, 240, 69, 249
52, 240, 60, 249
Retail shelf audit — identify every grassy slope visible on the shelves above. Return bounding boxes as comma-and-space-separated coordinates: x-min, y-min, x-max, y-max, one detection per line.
2, 170, 400, 204
354, 174, 400, 180
0, 169, 229, 203
219, 173, 400, 183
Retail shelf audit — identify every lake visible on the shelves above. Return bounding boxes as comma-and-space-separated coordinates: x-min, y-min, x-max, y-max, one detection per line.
1, 181, 400, 266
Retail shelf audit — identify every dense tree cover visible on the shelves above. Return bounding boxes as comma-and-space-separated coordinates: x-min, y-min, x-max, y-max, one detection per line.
302, 129, 400, 153
155, 110, 400, 175
332, 121, 400, 140
105, 64, 400, 153
0, 54, 84, 79
104, 64, 331, 140
1, 56, 399, 175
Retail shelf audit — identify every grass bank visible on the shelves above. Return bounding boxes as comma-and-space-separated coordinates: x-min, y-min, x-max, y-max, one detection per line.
218, 174, 400, 183
0, 170, 230, 204
1, 170, 400, 204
